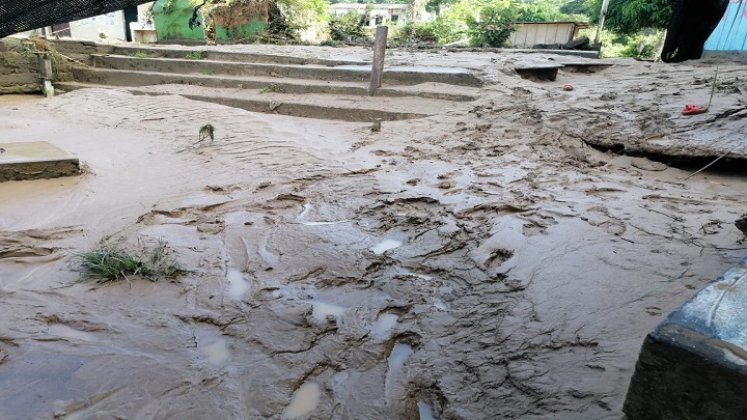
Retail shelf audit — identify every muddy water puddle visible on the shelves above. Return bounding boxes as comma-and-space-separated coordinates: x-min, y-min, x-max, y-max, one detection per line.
310, 300, 346, 323
370, 313, 399, 341
226, 267, 250, 300
282, 382, 321, 419
385, 343, 414, 404
370, 238, 404, 255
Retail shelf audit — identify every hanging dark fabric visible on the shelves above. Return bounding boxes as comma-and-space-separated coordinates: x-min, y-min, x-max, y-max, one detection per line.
661, 0, 731, 63
0, 0, 154, 39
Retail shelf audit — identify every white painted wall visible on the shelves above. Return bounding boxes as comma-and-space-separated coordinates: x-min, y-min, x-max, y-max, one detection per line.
330, 4, 412, 26
509, 23, 579, 48
69, 11, 127, 42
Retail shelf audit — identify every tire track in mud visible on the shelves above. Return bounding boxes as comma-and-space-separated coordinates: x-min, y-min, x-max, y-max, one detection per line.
0, 227, 82, 261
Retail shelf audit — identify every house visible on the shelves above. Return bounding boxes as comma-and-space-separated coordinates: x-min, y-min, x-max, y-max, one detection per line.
508, 22, 590, 49
329, 3, 411, 27
40, 3, 155, 43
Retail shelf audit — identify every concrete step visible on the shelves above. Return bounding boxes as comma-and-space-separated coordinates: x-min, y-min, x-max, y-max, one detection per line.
0, 141, 80, 182
69, 67, 479, 102
624, 257, 747, 419
109, 45, 369, 67
90, 54, 484, 87
55, 82, 468, 122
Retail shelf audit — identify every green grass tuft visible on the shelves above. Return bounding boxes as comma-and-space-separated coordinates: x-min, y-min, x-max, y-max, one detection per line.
133, 51, 155, 59
185, 51, 208, 60
74, 240, 183, 284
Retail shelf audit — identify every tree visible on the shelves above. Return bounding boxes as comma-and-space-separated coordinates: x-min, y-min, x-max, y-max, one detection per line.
560, 0, 598, 19
601, 0, 673, 34
515, 0, 587, 22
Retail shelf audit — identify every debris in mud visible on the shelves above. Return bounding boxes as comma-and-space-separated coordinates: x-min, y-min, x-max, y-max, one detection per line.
736, 214, 747, 239
73, 240, 183, 283
196, 123, 216, 146
631, 158, 668, 172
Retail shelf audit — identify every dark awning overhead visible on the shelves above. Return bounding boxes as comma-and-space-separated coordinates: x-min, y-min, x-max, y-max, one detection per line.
0, 0, 154, 38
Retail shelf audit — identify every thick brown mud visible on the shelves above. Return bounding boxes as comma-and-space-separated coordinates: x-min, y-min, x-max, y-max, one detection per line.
0, 50, 745, 419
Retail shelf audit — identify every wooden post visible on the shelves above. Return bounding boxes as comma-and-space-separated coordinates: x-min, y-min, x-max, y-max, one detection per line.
594, 0, 611, 46
369, 26, 388, 96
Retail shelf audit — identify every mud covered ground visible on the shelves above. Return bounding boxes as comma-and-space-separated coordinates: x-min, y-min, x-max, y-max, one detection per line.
0, 49, 746, 419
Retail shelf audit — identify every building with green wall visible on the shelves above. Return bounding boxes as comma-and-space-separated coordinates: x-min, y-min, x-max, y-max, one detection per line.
152, 0, 268, 43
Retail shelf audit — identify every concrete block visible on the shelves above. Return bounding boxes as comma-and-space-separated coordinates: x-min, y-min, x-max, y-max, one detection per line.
514, 63, 562, 81
0, 142, 80, 182
624, 257, 747, 419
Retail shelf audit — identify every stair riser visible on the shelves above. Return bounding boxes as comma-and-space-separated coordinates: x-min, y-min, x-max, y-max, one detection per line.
92, 55, 483, 87
109, 46, 366, 67
57, 83, 427, 122
70, 68, 477, 102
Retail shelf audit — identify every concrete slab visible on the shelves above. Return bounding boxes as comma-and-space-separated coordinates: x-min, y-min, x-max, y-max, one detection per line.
514, 63, 562, 81
0, 141, 80, 182
624, 257, 747, 419
558, 62, 614, 73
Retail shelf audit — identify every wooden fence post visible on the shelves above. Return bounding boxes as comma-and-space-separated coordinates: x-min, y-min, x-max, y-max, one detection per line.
369, 26, 388, 96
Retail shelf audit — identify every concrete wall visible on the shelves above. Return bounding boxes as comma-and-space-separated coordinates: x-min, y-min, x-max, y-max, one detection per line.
705, 0, 747, 51
509, 22, 579, 48
69, 11, 128, 42
0, 39, 41, 94
331, 4, 411, 26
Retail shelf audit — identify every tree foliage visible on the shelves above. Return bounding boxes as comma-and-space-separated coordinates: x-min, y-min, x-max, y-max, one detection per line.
515, 0, 587, 22
464, 1, 518, 46
602, 0, 673, 34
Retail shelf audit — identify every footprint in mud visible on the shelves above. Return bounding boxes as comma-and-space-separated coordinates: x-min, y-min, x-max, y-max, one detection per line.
645, 306, 662, 316
455, 202, 528, 221
204, 184, 243, 194
580, 206, 627, 236
522, 222, 546, 236
0, 227, 81, 260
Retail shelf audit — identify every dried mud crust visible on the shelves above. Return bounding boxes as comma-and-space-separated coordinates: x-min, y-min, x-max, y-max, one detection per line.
0, 51, 745, 420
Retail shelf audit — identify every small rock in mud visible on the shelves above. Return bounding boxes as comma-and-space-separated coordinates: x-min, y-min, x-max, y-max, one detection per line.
476, 123, 492, 132
406, 178, 420, 186
631, 158, 668, 171
437, 181, 453, 189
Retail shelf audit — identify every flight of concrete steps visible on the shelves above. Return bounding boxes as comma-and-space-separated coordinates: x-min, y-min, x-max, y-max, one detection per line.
52, 42, 483, 122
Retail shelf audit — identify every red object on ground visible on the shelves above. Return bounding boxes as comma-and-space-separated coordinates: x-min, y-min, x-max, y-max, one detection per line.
682, 104, 707, 115
563, 84, 574, 91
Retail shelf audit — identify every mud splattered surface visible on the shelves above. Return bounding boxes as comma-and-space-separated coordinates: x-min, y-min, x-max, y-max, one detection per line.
0, 50, 746, 419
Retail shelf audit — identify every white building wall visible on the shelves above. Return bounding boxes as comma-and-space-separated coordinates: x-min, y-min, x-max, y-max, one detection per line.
69, 11, 127, 42
509, 23, 577, 48
330, 4, 411, 26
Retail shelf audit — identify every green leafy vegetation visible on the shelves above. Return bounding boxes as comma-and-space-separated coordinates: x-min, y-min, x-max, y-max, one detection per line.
133, 51, 156, 59
198, 123, 215, 143
74, 240, 183, 284
290, 0, 674, 59
328, 10, 371, 43
391, 17, 460, 45
185, 50, 208, 60
465, 4, 517, 47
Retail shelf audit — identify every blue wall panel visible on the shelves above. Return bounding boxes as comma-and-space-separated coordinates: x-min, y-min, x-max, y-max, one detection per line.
705, 0, 747, 51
